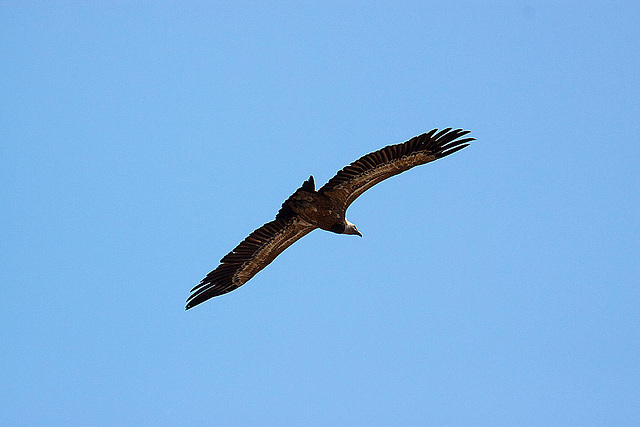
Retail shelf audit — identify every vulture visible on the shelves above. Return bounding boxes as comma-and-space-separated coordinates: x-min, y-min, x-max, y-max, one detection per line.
186, 128, 473, 310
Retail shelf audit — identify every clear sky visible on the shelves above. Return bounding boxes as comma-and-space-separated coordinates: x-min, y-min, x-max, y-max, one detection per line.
2, 2, 639, 425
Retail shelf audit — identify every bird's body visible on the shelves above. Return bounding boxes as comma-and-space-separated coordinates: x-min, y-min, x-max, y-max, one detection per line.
186, 128, 474, 310
279, 176, 360, 235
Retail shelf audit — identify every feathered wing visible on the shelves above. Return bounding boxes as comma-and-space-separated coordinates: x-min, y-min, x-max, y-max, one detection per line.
186, 215, 315, 310
318, 128, 474, 209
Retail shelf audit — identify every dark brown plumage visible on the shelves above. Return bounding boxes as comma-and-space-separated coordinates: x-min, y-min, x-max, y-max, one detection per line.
186, 128, 473, 310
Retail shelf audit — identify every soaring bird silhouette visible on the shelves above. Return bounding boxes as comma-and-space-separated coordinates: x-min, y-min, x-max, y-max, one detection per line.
186, 128, 473, 310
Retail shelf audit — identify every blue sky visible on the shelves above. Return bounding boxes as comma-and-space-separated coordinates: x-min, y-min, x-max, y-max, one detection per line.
1, 2, 639, 425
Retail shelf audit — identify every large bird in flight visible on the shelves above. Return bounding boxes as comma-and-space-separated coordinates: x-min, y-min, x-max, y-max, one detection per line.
186, 128, 473, 310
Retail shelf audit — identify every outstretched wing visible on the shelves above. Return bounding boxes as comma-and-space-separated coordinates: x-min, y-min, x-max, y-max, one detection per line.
318, 128, 473, 210
186, 215, 316, 310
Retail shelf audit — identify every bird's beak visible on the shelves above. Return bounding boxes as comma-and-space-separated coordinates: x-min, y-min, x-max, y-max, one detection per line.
355, 228, 362, 237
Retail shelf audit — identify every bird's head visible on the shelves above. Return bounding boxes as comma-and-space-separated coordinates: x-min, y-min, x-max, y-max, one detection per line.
345, 220, 362, 237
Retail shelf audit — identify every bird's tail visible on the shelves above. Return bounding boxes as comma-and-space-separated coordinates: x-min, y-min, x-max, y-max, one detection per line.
276, 175, 316, 219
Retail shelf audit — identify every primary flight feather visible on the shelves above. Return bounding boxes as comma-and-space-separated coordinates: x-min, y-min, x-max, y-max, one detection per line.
186, 128, 473, 310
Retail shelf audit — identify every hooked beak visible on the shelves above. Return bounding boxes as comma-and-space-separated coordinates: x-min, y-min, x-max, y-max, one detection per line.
345, 220, 362, 237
